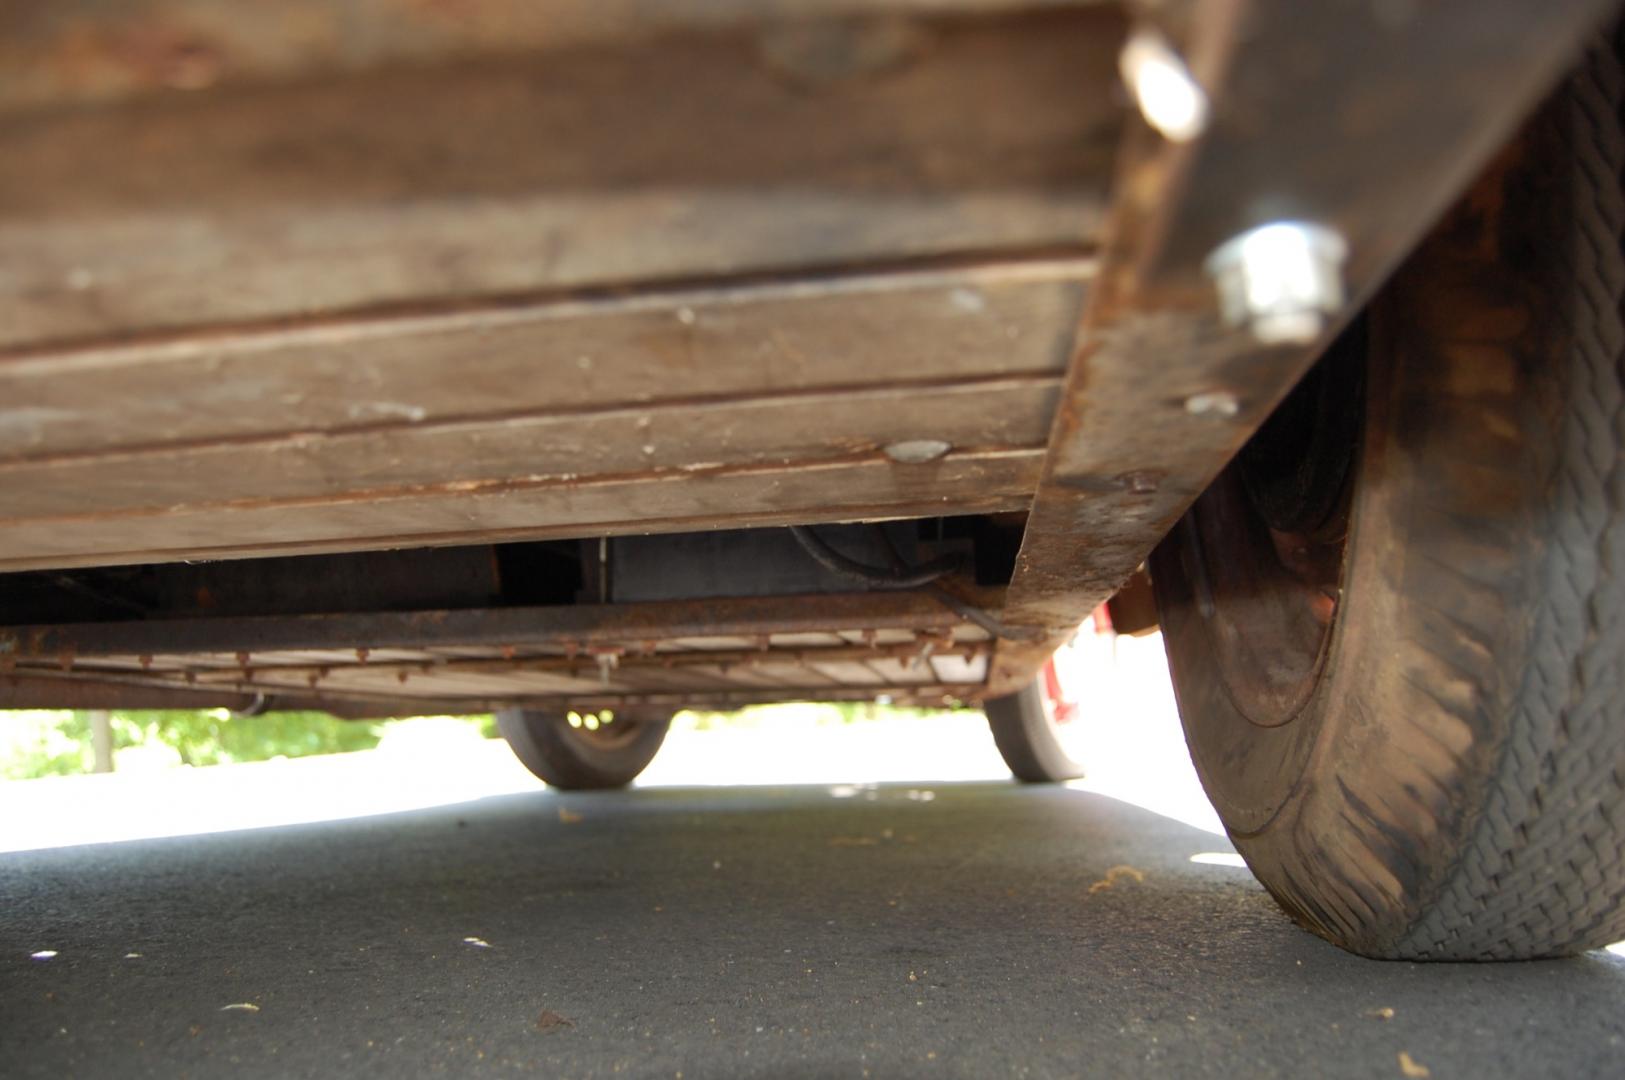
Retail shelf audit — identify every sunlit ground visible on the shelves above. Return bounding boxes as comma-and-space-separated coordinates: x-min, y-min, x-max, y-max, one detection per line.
3, 632, 1619, 958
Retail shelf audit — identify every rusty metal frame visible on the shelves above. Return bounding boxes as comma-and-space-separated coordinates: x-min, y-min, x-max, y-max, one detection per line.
0, 588, 998, 664
984, 0, 1621, 695
0, 587, 999, 712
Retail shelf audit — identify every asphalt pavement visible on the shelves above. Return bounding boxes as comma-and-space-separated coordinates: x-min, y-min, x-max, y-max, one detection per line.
5, 766, 1625, 1079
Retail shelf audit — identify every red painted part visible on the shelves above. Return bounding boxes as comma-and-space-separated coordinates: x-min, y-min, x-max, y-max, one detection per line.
1039, 655, 1081, 727
1090, 602, 1115, 634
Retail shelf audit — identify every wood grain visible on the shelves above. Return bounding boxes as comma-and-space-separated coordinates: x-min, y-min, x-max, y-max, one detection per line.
0, 449, 1042, 570
0, 0, 1111, 112
0, 9, 1119, 349
0, 260, 1087, 461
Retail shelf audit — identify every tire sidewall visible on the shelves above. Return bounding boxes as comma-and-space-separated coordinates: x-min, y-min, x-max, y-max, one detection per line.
1153, 139, 1559, 954
499, 707, 672, 789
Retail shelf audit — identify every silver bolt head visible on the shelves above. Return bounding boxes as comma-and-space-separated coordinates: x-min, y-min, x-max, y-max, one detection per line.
1119, 28, 1209, 143
1184, 391, 1240, 418
1205, 221, 1348, 346
884, 439, 952, 464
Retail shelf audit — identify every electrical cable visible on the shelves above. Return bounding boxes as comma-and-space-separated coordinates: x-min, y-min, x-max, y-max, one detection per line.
788, 525, 961, 589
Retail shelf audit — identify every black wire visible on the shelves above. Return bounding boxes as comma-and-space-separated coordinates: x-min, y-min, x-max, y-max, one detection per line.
869, 525, 1039, 642
789, 526, 961, 589
52, 574, 146, 615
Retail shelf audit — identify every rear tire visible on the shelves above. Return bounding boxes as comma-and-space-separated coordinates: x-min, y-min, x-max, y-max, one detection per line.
986, 674, 1085, 783
1150, 37, 1625, 960
497, 707, 671, 790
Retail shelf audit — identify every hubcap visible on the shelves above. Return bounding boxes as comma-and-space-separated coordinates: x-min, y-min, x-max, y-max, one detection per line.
1194, 317, 1364, 729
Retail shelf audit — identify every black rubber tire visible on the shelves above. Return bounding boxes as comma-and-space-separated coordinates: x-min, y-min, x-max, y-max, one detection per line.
986, 679, 1085, 783
496, 707, 671, 790
1150, 34, 1625, 960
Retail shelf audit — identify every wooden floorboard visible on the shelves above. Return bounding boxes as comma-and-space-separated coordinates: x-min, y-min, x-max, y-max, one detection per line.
0, 449, 1042, 571
0, 0, 1113, 114
0, 9, 1119, 349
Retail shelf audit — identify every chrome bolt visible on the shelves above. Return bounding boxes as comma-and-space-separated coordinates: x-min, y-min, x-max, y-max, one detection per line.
1118, 28, 1209, 143
884, 439, 952, 464
1184, 391, 1240, 418
1204, 221, 1348, 346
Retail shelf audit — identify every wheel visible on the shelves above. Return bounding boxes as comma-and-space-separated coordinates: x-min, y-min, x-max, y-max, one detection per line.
496, 707, 672, 790
1149, 34, 1625, 960
987, 657, 1085, 783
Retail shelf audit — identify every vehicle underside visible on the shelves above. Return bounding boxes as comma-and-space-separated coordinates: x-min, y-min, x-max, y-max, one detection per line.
5, 0, 1625, 961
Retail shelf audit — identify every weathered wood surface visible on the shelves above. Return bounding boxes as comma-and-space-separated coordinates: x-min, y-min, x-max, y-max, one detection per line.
0, 8, 1119, 349
2, 379, 1058, 521
985, 0, 1618, 695
0, 260, 1085, 461
0, 0, 1107, 112
0, 259, 1084, 569
0, 445, 1044, 571
0, 4, 1109, 573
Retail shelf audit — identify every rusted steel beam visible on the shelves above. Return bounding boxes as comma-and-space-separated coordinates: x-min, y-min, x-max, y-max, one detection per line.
0, 672, 263, 712
0, 665, 975, 713
0, 589, 1003, 662
500, 686, 979, 710
987, 0, 1618, 694
0, 668, 487, 717
145, 639, 991, 685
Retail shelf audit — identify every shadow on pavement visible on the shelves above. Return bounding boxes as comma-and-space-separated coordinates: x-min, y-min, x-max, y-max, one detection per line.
3, 782, 1623, 1079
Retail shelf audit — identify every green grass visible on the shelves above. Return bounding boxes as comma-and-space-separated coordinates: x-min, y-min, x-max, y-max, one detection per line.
0, 701, 968, 780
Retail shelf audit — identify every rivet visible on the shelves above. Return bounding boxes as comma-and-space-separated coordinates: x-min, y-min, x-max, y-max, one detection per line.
1205, 221, 1348, 346
1117, 470, 1161, 495
1184, 391, 1240, 418
883, 439, 952, 464
1118, 28, 1209, 142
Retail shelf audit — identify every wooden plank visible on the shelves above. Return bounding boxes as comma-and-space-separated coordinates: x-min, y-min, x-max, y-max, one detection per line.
1, 376, 1059, 523
0, 0, 1107, 113
0, 9, 1119, 350
0, 260, 1086, 461
987, 0, 1616, 695
0, 447, 1042, 571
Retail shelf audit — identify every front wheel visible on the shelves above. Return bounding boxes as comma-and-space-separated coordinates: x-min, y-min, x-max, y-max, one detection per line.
497, 707, 671, 790
1151, 43, 1625, 960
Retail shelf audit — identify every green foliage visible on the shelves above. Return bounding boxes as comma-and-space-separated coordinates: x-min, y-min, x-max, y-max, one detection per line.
107, 709, 386, 767
1, 698, 966, 779
0, 708, 461, 778
0, 711, 92, 780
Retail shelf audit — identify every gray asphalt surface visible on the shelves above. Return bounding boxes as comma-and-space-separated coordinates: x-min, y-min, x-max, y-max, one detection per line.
3, 781, 1624, 1079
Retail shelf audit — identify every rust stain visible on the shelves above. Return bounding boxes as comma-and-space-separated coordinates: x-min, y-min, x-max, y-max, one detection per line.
46, 21, 226, 97
1087, 865, 1146, 895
